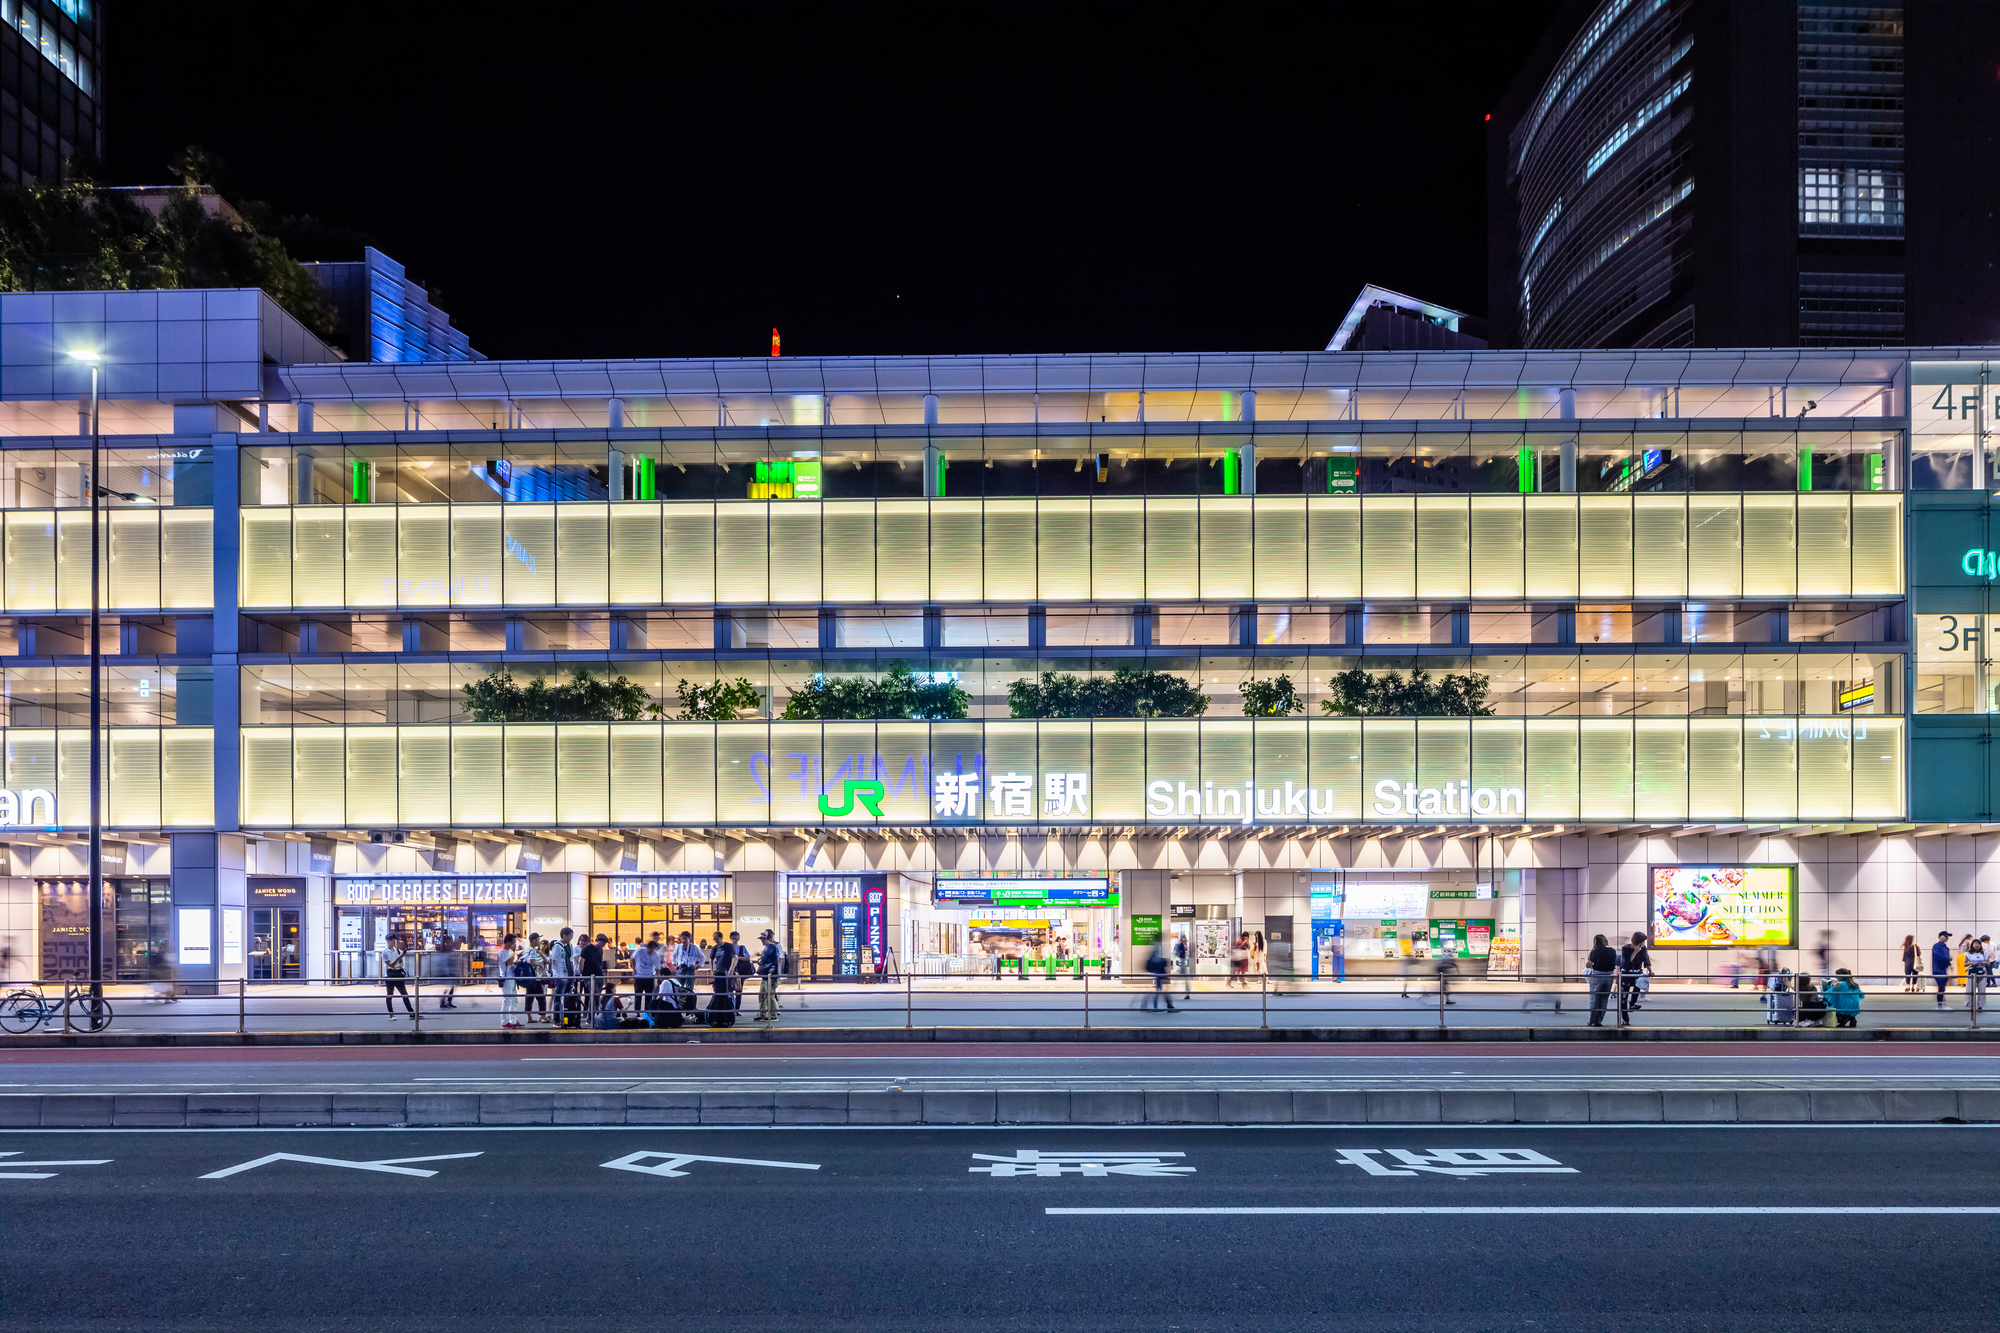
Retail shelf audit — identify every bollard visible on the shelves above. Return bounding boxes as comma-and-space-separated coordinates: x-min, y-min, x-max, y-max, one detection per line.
238, 978, 246, 1037
413, 975, 422, 1034
1438, 973, 1447, 1030
1261, 973, 1268, 1029
905, 972, 912, 1030
1083, 972, 1090, 1030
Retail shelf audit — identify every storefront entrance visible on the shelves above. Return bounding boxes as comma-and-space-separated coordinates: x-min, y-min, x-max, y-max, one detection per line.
250, 908, 301, 980
784, 874, 888, 978
788, 905, 846, 978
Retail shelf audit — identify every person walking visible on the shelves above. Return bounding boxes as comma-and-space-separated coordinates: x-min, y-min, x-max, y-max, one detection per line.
755, 929, 782, 1022
1251, 930, 1267, 976
1227, 933, 1250, 988
1814, 930, 1833, 983
1143, 937, 1177, 1012
1618, 931, 1652, 1023
547, 928, 577, 1027
437, 932, 463, 1010
1584, 934, 1618, 1027
1932, 930, 1953, 1009
381, 936, 415, 1018
1174, 933, 1191, 999
631, 934, 664, 1013
497, 933, 522, 1029
1826, 968, 1864, 1028
1901, 935, 1920, 993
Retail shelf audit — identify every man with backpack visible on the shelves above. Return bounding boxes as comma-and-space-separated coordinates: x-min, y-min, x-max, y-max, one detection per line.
547, 928, 577, 1027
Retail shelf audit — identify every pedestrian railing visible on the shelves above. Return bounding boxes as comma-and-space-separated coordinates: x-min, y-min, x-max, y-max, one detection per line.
0, 967, 1988, 1038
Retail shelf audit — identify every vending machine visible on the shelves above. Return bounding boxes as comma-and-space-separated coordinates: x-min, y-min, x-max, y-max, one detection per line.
1309, 880, 1345, 980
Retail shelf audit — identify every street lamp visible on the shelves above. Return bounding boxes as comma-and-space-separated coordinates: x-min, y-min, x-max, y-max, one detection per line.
67, 348, 102, 995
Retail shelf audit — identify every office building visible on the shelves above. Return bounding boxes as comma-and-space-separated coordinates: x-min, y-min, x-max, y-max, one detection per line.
0, 0, 100, 183
1488, 0, 2000, 350
0, 287, 1991, 991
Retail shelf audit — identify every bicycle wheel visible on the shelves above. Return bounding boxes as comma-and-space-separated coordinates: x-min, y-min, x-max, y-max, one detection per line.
0, 990, 40, 1034
65, 992, 113, 1033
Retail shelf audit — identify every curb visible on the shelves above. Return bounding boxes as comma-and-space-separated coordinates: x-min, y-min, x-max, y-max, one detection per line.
1, 1025, 1996, 1049
3, 1087, 1994, 1128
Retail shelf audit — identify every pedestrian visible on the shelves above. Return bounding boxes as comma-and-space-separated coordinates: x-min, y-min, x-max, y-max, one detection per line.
1965, 936, 1991, 1014
518, 933, 548, 1023
1584, 934, 1618, 1027
1143, 937, 1176, 1012
1619, 931, 1652, 1022
1815, 929, 1833, 982
548, 928, 577, 1027
439, 932, 462, 1010
1901, 934, 1920, 993
1175, 933, 1192, 999
1251, 930, 1267, 976
755, 929, 782, 1022
1796, 972, 1828, 1026
497, 933, 521, 1029
726, 931, 750, 999
381, 935, 415, 1018
671, 930, 705, 1011
631, 933, 664, 1013
579, 932, 610, 1015
1228, 933, 1249, 988
1826, 968, 1864, 1028
1932, 930, 1953, 1008
1957, 934, 1972, 991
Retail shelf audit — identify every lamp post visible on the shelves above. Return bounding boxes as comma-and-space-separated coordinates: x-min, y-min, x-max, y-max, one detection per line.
67, 349, 101, 993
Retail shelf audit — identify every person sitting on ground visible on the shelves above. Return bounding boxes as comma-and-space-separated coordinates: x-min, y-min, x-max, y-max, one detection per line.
1825, 968, 1864, 1028
1795, 972, 1828, 1027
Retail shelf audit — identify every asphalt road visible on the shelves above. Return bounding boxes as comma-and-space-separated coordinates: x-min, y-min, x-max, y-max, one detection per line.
0, 1125, 1992, 1331
3, 1041, 1998, 1094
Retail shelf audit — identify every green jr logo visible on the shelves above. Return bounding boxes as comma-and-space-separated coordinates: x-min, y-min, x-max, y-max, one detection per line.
817, 780, 886, 818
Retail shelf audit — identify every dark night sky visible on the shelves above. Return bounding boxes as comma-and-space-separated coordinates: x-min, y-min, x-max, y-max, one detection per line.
106, 5, 1564, 362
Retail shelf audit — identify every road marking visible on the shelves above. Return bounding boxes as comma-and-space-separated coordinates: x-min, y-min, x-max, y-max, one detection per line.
972, 1149, 1194, 1178
199, 1151, 483, 1179
601, 1150, 821, 1178
1047, 1206, 2000, 1216
1335, 1147, 1579, 1177
0, 1149, 112, 1179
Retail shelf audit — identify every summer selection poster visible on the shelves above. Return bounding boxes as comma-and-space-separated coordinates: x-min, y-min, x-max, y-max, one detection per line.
1649, 866, 1796, 947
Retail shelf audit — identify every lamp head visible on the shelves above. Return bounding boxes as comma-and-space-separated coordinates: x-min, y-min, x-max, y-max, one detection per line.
67, 349, 101, 363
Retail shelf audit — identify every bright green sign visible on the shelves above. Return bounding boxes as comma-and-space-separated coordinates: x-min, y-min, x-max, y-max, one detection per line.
1131, 914, 1162, 946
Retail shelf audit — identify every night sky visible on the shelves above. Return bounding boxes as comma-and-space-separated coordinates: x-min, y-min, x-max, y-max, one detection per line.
107, 6, 1564, 362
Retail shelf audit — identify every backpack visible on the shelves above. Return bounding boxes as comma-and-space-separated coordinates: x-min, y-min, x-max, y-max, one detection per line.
734, 951, 754, 977
1144, 951, 1168, 975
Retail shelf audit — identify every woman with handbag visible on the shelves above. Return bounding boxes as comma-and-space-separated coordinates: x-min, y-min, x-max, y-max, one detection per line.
517, 933, 548, 1024
1618, 931, 1652, 1022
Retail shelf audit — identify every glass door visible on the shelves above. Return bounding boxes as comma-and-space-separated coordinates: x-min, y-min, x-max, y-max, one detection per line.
789, 907, 840, 978
250, 908, 277, 980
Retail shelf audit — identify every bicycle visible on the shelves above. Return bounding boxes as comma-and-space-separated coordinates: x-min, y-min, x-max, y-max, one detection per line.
0, 980, 114, 1034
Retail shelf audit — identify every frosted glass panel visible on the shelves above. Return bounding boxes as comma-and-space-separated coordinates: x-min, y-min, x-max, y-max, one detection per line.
821, 501, 876, 602
1414, 497, 1468, 598
1576, 496, 1632, 598
1198, 499, 1253, 600
1741, 494, 1796, 597
240, 730, 292, 825
714, 502, 769, 602
929, 500, 983, 601
107, 510, 160, 610
240, 511, 291, 608
1578, 719, 1633, 820
345, 509, 398, 608
1360, 496, 1414, 598
161, 728, 213, 826
875, 503, 928, 602
1307, 497, 1361, 599
503, 725, 557, 824
5, 511, 55, 611
345, 726, 398, 824
1796, 494, 1851, 596
661, 503, 715, 603
449, 505, 502, 606
159, 510, 213, 610
1687, 497, 1741, 596
767, 504, 821, 603
451, 726, 504, 824
1631, 495, 1687, 598
1798, 723, 1851, 819
398, 728, 451, 824
397, 507, 450, 607
1850, 493, 1902, 595
292, 729, 345, 825
1468, 497, 1524, 598
1145, 497, 1198, 600
1523, 720, 1579, 819
984, 500, 1037, 600
108, 729, 161, 828
609, 724, 663, 823
501, 504, 557, 606
1092, 498, 1146, 600
607, 502, 662, 604
556, 504, 609, 606
1688, 719, 1742, 820
1038, 500, 1091, 600
1522, 498, 1577, 597
556, 724, 610, 824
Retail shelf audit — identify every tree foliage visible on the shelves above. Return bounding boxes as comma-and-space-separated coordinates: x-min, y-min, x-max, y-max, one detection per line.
675, 676, 763, 722
461, 669, 664, 723
1319, 667, 1495, 717
0, 148, 340, 342
1008, 667, 1210, 719
1239, 673, 1305, 717
780, 662, 970, 721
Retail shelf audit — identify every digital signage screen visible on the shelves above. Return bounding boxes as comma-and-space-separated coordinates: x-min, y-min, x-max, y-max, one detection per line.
1648, 865, 1797, 948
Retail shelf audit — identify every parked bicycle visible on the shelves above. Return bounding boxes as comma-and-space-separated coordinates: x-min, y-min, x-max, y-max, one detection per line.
0, 980, 114, 1034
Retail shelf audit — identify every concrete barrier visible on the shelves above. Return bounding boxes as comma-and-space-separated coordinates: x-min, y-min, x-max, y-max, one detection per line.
0, 1087, 1991, 1127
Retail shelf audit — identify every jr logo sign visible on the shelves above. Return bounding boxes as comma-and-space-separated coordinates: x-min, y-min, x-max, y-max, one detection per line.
817, 779, 886, 818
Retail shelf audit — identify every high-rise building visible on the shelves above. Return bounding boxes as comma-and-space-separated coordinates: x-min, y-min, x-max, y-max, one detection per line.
1487, 1, 2000, 350
0, 0, 102, 183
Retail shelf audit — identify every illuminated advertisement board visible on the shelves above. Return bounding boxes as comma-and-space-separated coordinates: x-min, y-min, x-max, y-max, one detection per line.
1648, 865, 1797, 948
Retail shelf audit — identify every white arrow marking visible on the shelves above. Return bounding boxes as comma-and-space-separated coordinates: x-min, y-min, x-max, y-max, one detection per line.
0, 1149, 112, 1180
199, 1151, 483, 1180
602, 1150, 821, 1179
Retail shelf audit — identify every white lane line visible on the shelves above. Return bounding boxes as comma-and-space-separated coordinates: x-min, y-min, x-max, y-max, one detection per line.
199, 1151, 483, 1179
1048, 1206, 2000, 1216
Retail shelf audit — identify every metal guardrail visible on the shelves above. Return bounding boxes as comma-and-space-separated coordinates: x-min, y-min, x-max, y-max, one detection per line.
0, 967, 1989, 1037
